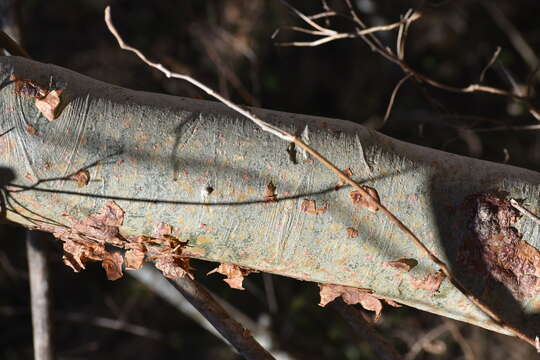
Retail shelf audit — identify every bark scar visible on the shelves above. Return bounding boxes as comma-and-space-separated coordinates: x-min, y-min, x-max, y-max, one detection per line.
459, 193, 540, 300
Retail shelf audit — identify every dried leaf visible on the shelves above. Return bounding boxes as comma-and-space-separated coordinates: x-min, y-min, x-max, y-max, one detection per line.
346, 227, 359, 238
410, 270, 446, 292
387, 258, 418, 272
35, 89, 63, 121
125, 242, 146, 270
62, 239, 106, 272
318, 284, 383, 321
301, 199, 328, 215
263, 182, 277, 203
335, 168, 353, 190
70, 169, 90, 187
349, 186, 380, 213
155, 254, 194, 279
102, 251, 124, 281
207, 263, 256, 290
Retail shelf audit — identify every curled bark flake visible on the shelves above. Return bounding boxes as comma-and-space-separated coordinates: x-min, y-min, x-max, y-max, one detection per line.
62, 239, 106, 272
125, 242, 146, 270
410, 270, 446, 292
207, 263, 257, 290
349, 186, 380, 213
102, 251, 124, 281
35, 90, 63, 121
335, 168, 353, 190
70, 169, 90, 188
301, 199, 328, 215
460, 193, 540, 300
154, 253, 194, 279
346, 227, 359, 238
387, 258, 418, 272
263, 182, 278, 203
11, 75, 49, 99
318, 283, 383, 320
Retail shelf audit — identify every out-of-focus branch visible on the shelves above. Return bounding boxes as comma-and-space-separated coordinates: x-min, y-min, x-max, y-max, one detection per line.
332, 299, 402, 360
166, 276, 275, 360
26, 231, 54, 360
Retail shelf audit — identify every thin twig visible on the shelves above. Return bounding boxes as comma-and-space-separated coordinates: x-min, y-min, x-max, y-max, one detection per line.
405, 323, 448, 360
104, 6, 538, 349
26, 231, 54, 360
383, 73, 413, 125
277, 12, 421, 47
443, 319, 476, 360
482, 1, 538, 71
510, 199, 540, 226
332, 299, 402, 360
60, 312, 164, 341
308, 11, 337, 20
479, 46, 501, 83
282, 2, 540, 119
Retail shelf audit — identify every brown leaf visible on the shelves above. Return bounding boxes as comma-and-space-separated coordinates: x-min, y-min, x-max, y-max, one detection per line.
387, 258, 418, 272
102, 251, 124, 281
62, 239, 106, 272
155, 254, 194, 279
70, 169, 90, 188
35, 89, 63, 121
263, 182, 277, 203
349, 186, 380, 213
346, 227, 359, 238
410, 270, 446, 292
318, 284, 383, 321
207, 263, 256, 290
125, 243, 146, 270
301, 199, 328, 215
335, 168, 353, 190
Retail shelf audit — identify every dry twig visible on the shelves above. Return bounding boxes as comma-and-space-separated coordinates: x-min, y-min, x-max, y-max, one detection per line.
104, 5, 538, 349
277, 2, 540, 121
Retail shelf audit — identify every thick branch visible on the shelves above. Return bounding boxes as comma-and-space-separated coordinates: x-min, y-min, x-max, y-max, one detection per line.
1, 56, 540, 340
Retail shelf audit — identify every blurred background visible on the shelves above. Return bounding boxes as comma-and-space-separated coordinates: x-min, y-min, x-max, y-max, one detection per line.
2, 0, 540, 359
